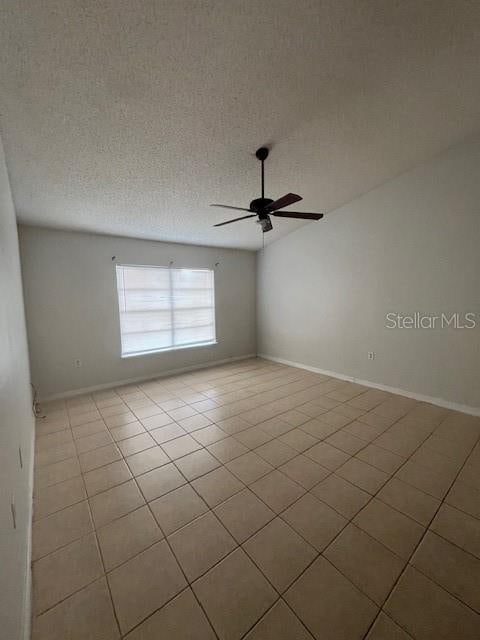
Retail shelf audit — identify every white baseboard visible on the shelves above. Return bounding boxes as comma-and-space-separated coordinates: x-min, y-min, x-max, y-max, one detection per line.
22, 420, 35, 640
258, 353, 480, 417
41, 353, 258, 401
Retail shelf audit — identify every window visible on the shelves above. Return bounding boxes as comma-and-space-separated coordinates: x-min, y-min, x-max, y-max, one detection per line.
116, 264, 216, 357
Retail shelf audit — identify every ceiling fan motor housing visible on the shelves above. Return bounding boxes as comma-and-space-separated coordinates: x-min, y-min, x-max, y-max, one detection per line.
249, 198, 273, 212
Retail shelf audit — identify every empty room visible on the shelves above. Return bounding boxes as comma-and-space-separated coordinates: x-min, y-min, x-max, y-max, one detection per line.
1, 2, 480, 640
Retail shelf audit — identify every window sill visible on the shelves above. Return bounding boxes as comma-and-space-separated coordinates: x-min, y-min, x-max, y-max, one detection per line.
121, 340, 218, 359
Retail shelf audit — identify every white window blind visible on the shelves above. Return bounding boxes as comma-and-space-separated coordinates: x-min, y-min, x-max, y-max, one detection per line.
116, 265, 216, 357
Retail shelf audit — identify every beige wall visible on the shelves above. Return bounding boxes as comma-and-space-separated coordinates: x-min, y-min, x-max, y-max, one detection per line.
257, 139, 480, 411
0, 138, 35, 638
19, 227, 256, 397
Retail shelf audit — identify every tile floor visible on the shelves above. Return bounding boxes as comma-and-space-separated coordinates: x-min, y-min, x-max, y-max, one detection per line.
31, 358, 480, 639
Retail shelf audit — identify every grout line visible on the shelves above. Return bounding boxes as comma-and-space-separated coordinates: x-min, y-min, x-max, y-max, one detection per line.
239, 409, 475, 630
33, 574, 106, 619
235, 597, 284, 640
134, 480, 222, 639
31, 361, 480, 639
410, 548, 480, 617
73, 425, 123, 638
359, 428, 480, 639
41, 357, 267, 403
425, 510, 480, 559
31, 416, 123, 633
32, 411, 476, 528
117, 584, 223, 639
33, 398, 477, 527
143, 440, 373, 612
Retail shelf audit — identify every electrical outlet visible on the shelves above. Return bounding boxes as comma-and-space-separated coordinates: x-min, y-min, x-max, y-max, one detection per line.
74, 359, 82, 367
367, 351, 376, 360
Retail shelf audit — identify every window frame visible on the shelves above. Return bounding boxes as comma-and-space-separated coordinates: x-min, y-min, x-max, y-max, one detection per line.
115, 263, 217, 359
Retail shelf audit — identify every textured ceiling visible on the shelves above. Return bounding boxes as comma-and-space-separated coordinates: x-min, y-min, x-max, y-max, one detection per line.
1, 1, 480, 250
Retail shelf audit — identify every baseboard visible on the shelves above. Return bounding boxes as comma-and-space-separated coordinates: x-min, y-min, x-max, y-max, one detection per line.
41, 353, 258, 401
258, 353, 480, 417
22, 418, 35, 640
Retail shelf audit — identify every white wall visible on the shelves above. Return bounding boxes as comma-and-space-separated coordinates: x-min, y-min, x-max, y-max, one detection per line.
19, 227, 256, 397
0, 138, 35, 638
257, 139, 480, 411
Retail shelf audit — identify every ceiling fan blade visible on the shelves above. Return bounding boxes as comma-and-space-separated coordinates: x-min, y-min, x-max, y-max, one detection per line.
213, 214, 257, 227
266, 192, 302, 211
210, 204, 252, 212
271, 211, 324, 220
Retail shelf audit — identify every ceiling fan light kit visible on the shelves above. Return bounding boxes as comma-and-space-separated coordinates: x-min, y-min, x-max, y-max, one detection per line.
211, 147, 324, 233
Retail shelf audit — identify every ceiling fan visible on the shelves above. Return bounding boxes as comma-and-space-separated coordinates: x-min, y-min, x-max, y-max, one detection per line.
211, 147, 324, 232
